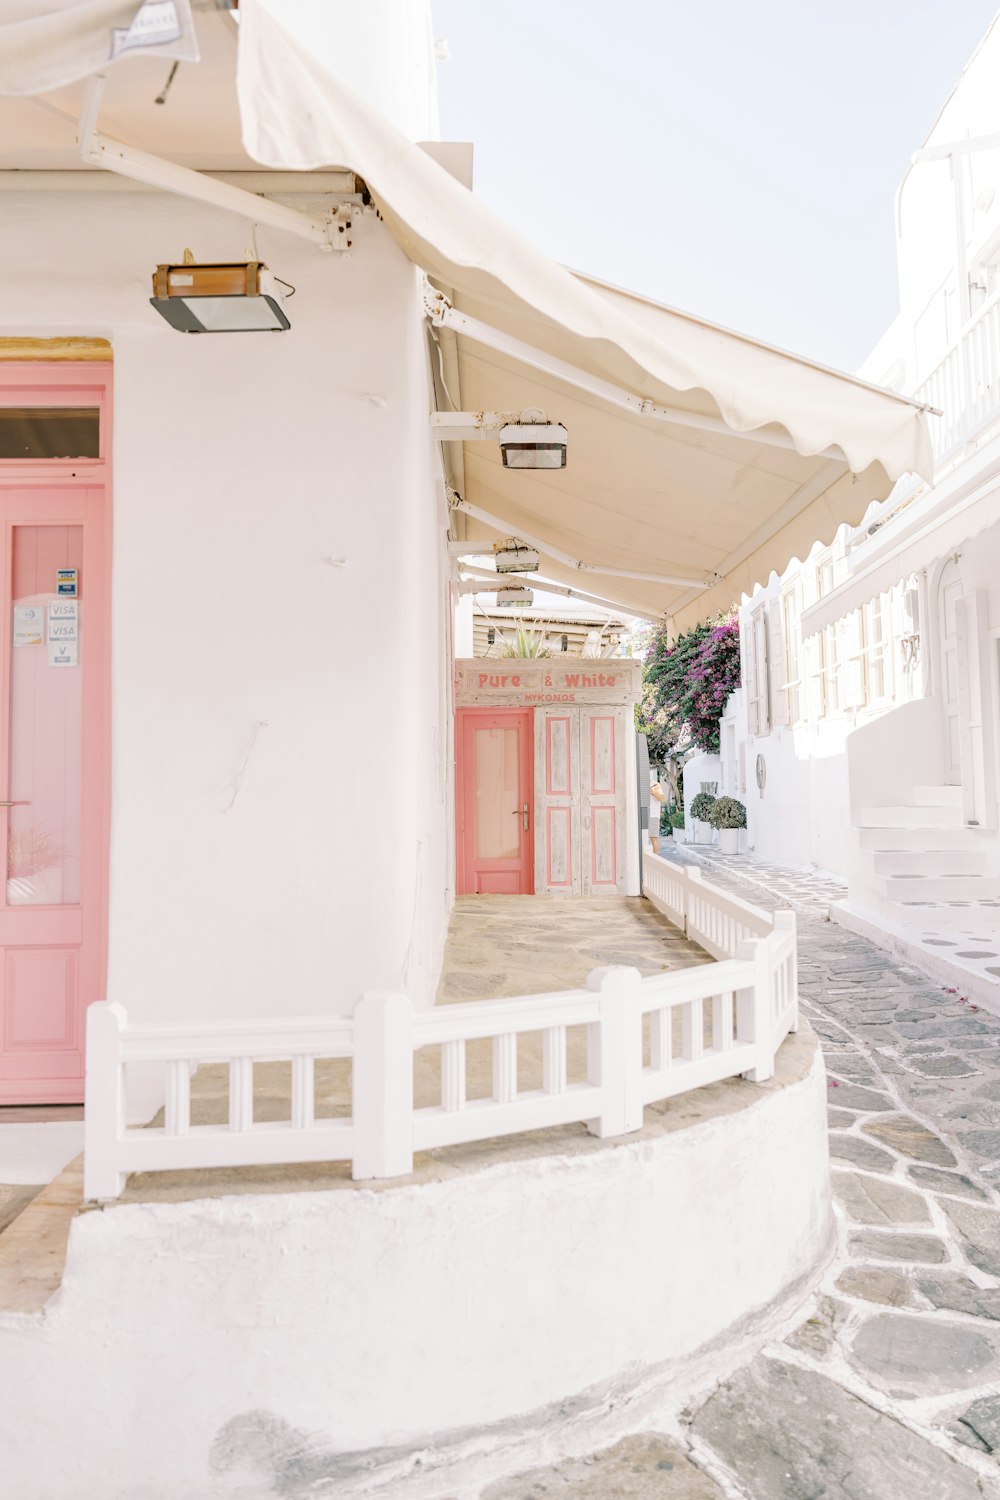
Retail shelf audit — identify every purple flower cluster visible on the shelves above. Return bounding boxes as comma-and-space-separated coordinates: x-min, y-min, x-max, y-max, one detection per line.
641, 612, 741, 755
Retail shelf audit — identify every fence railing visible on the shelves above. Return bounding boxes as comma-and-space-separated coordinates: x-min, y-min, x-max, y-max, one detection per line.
83, 862, 798, 1200
913, 290, 1000, 469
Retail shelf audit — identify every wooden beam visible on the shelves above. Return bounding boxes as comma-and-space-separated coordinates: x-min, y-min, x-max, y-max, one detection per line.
0, 338, 112, 362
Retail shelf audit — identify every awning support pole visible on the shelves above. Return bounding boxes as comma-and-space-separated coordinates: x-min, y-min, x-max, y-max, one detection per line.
455, 561, 661, 622
449, 494, 714, 592
424, 283, 846, 461
75, 77, 342, 252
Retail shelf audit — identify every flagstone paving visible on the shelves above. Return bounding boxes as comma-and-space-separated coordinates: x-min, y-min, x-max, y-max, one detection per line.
464, 850, 1000, 1499
677, 848, 1000, 1497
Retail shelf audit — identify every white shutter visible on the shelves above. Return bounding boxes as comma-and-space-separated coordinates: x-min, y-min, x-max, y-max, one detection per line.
742, 615, 759, 737
752, 606, 770, 736
769, 598, 789, 727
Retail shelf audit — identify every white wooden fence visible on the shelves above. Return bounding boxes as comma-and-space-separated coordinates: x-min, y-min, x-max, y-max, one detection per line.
83, 859, 798, 1200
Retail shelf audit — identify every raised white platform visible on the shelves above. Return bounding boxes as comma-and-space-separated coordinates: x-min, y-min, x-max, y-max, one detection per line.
0, 1030, 831, 1500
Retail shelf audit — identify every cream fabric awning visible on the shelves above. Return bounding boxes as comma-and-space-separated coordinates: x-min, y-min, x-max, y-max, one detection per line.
236, 1, 931, 630
2, 1, 933, 631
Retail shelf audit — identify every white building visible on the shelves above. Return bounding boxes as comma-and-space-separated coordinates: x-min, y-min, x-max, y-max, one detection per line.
0, 3, 929, 1494
728, 15, 1000, 1007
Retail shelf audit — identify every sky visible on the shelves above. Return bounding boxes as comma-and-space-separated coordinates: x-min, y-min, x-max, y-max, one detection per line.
432, 1, 999, 374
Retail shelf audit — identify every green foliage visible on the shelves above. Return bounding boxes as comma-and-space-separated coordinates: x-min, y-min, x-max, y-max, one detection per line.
499, 624, 551, 658
690, 791, 718, 822
642, 613, 741, 756
709, 795, 746, 830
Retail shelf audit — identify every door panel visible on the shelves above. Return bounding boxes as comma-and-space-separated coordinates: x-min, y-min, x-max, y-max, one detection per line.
0, 488, 109, 1102
534, 708, 579, 894
580, 709, 626, 894
457, 709, 533, 895
536, 706, 627, 896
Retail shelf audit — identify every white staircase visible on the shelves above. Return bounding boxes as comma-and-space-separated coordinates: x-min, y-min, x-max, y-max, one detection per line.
853, 787, 997, 918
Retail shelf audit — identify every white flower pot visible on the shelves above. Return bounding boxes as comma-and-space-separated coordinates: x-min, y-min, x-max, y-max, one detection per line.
719, 827, 740, 855
693, 820, 713, 845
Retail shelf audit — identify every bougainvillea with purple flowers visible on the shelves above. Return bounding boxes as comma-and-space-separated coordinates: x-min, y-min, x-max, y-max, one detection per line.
640, 613, 741, 756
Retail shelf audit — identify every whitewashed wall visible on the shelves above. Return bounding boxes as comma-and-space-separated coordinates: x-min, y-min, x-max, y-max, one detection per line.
0, 191, 451, 1029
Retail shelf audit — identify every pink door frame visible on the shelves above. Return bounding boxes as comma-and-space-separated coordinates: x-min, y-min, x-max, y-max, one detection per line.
455, 707, 534, 895
0, 363, 112, 1104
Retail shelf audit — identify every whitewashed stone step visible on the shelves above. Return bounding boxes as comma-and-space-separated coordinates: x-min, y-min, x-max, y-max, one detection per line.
858, 804, 963, 829
857, 825, 980, 851
873, 849, 987, 876
885, 873, 1000, 901
912, 785, 964, 808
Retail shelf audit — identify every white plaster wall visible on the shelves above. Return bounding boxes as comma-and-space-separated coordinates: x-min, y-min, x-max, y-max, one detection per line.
0, 192, 450, 1025
0, 1043, 831, 1498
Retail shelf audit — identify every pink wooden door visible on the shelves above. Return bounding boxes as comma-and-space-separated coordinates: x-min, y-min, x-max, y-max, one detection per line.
457, 709, 533, 894
580, 707, 627, 895
0, 369, 110, 1103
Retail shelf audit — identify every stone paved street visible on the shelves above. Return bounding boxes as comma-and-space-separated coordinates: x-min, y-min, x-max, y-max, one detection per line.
464, 850, 1000, 1500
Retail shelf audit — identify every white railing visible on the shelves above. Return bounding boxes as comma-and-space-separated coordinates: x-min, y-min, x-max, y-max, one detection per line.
83, 866, 798, 1200
642, 850, 773, 959
914, 291, 1000, 468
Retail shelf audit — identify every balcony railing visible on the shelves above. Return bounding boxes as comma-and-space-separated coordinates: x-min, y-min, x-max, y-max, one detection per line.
83, 857, 798, 1201
914, 289, 1000, 470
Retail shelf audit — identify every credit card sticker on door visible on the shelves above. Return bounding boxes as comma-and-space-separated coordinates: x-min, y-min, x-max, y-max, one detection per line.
47, 603, 78, 666
56, 568, 78, 597
13, 606, 44, 647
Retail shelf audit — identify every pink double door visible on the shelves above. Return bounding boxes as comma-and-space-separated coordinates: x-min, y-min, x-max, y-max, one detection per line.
0, 371, 111, 1103
455, 704, 628, 898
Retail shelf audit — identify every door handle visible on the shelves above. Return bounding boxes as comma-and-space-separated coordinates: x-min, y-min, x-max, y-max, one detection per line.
511, 804, 530, 830
0, 801, 27, 808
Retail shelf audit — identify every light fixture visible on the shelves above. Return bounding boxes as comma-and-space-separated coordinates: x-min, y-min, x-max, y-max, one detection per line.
431, 408, 568, 467
497, 586, 534, 608
494, 539, 540, 573
499, 408, 567, 470
150, 260, 290, 333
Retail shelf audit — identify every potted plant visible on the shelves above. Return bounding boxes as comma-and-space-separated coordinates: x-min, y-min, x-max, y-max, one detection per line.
689, 791, 717, 845
710, 795, 746, 855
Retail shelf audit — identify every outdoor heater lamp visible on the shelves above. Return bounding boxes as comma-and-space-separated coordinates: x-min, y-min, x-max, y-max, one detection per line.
499, 418, 568, 469
493, 540, 541, 573
497, 585, 534, 607
150, 261, 291, 333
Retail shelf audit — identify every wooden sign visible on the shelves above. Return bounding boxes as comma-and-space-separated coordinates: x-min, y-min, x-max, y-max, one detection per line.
454, 658, 643, 707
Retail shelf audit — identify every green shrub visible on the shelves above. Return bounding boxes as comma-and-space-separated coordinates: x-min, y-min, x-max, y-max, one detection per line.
690, 791, 717, 823
710, 795, 746, 830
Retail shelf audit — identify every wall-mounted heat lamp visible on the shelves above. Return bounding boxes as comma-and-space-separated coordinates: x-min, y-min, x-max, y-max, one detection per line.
150, 261, 291, 333
432, 408, 567, 468
494, 539, 540, 574
499, 410, 567, 470
497, 586, 533, 608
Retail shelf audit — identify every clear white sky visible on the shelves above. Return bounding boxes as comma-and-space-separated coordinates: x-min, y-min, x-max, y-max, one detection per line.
432, 1, 999, 373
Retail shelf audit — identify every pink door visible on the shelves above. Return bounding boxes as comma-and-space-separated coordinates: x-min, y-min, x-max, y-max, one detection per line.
0, 371, 111, 1103
457, 709, 533, 894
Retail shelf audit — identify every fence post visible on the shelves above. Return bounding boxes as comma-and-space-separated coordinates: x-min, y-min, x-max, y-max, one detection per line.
774, 911, 798, 1032
585, 966, 644, 1139
735, 937, 774, 1083
352, 992, 414, 1180
84, 1001, 127, 1201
